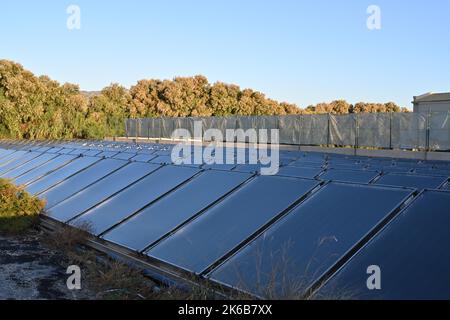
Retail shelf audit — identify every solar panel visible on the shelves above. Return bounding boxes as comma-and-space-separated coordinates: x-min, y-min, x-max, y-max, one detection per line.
0, 150, 27, 166
0, 149, 15, 160
154, 149, 173, 156
40, 159, 128, 208
13, 155, 78, 186
26, 156, 102, 195
96, 151, 120, 158
131, 154, 157, 163
1, 153, 58, 180
374, 173, 447, 189
73, 165, 200, 235
101, 170, 253, 251
276, 166, 323, 179
315, 190, 450, 299
208, 182, 413, 297
81, 149, 103, 157
35, 146, 52, 153
413, 168, 450, 177
68, 149, 85, 156
146, 176, 320, 274
377, 166, 414, 174
232, 164, 262, 174
0, 152, 42, 175
202, 163, 236, 171
319, 169, 380, 184
47, 162, 161, 222
58, 148, 76, 155
46, 147, 64, 154
113, 152, 138, 161
149, 155, 174, 165
290, 159, 325, 167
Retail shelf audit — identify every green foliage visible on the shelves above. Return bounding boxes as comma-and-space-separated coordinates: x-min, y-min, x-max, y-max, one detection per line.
0, 60, 408, 140
0, 178, 46, 234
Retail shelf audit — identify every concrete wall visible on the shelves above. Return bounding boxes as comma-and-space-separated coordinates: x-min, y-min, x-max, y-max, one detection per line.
414, 101, 450, 113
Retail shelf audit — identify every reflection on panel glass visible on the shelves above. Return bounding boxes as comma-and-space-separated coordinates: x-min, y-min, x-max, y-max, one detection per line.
102, 170, 252, 251
0, 152, 42, 175
0, 149, 16, 161
26, 156, 100, 195
47, 162, 160, 222
0, 151, 27, 167
316, 190, 450, 300
74, 165, 200, 235
14, 155, 78, 186
147, 176, 320, 274
1, 153, 58, 180
209, 183, 413, 298
41, 159, 127, 209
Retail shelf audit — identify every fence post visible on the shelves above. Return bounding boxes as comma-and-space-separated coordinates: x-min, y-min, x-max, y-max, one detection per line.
136, 119, 139, 141
298, 115, 303, 147
355, 114, 359, 153
426, 109, 431, 152
389, 112, 393, 150
327, 114, 331, 147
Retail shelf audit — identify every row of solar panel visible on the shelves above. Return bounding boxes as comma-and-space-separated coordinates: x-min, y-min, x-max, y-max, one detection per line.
1, 141, 450, 299
3, 139, 450, 171
1, 142, 448, 193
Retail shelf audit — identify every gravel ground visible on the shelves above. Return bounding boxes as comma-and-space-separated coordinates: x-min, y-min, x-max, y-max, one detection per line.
0, 230, 94, 300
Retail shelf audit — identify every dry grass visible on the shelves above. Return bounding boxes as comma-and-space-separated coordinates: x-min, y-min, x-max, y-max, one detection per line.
43, 222, 159, 300
88, 260, 156, 300
43, 221, 93, 253
42, 223, 358, 300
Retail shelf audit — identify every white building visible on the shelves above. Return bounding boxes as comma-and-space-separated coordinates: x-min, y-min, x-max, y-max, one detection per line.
413, 92, 450, 113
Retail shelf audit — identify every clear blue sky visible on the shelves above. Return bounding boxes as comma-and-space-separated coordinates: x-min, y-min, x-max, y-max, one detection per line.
1, 0, 449, 109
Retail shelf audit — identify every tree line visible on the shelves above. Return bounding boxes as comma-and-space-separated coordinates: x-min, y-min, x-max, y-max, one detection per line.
0, 60, 408, 140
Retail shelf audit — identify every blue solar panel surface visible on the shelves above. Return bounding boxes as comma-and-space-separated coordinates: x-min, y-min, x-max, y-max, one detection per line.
1, 140, 450, 300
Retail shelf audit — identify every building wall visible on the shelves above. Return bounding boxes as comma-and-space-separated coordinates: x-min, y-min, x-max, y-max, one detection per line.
414, 101, 450, 113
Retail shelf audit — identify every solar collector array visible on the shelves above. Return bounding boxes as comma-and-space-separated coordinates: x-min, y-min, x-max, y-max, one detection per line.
1, 140, 450, 299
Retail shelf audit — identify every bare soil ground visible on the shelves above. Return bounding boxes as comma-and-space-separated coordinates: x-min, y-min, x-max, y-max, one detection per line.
0, 230, 94, 300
